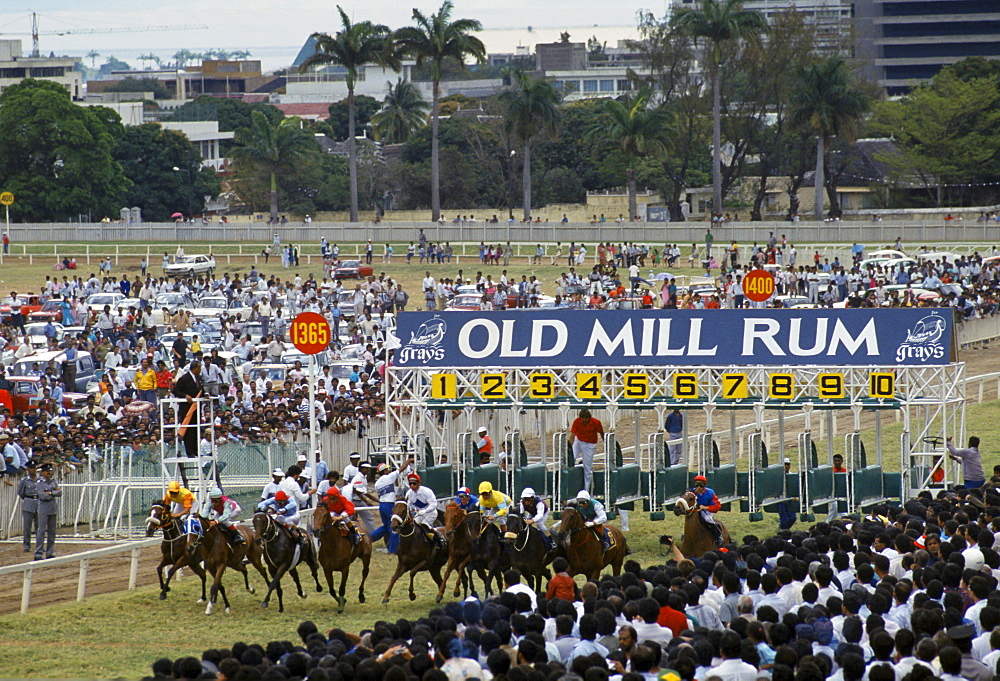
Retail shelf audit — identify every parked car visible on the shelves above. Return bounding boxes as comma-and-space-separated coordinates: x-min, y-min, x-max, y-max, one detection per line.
164, 254, 217, 277
333, 260, 374, 280
1, 294, 43, 319
84, 292, 126, 312
2, 376, 90, 414
11, 349, 97, 392
446, 294, 485, 311
28, 299, 68, 322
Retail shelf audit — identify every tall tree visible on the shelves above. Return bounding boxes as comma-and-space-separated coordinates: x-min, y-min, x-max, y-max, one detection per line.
394, 0, 486, 221
301, 6, 399, 222
0, 80, 128, 221
371, 78, 429, 144
114, 124, 220, 221
499, 71, 560, 220
585, 89, 672, 220
790, 56, 870, 220
230, 110, 317, 220
671, 0, 768, 218
86, 50, 100, 69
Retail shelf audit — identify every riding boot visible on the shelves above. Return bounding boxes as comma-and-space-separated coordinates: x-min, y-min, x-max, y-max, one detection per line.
601, 529, 610, 553
229, 527, 245, 545
348, 527, 359, 546
710, 523, 722, 547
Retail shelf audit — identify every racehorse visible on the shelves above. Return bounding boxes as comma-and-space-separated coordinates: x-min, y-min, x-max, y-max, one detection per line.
145, 503, 207, 602
184, 515, 268, 615
311, 499, 372, 613
435, 503, 474, 602
465, 514, 507, 598
251, 512, 323, 613
381, 499, 447, 604
673, 491, 730, 558
505, 515, 556, 593
557, 503, 627, 581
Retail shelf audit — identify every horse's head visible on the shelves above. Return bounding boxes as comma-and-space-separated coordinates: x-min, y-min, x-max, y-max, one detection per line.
674, 491, 698, 516
145, 503, 168, 537
558, 504, 584, 533
183, 515, 204, 554
252, 511, 270, 536
443, 503, 466, 531
312, 499, 332, 530
390, 499, 409, 531
505, 514, 524, 535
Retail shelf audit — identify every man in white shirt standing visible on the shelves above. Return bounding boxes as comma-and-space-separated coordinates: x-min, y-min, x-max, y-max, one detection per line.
713, 631, 759, 681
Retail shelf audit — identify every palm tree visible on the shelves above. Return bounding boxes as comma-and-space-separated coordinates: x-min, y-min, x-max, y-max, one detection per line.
86, 50, 100, 69
139, 52, 157, 70
172, 49, 191, 68
672, 0, 768, 218
499, 71, 560, 221
230, 110, 317, 221
585, 90, 672, 220
371, 78, 430, 144
394, 0, 486, 221
790, 56, 870, 220
301, 7, 399, 223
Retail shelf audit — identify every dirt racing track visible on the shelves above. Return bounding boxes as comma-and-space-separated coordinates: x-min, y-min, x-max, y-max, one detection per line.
0, 537, 162, 615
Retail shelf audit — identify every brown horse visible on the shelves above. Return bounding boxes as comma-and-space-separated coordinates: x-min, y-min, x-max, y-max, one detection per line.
251, 512, 323, 613
436, 503, 474, 602
381, 499, 447, 604
145, 503, 206, 602
673, 491, 730, 558
183, 515, 268, 615
311, 499, 372, 613
557, 504, 627, 581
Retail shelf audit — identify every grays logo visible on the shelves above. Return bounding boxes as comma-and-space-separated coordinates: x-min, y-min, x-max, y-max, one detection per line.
399, 316, 446, 364
896, 313, 947, 362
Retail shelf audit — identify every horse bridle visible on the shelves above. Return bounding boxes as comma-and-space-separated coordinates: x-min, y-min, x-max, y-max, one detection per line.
392, 504, 417, 537
256, 511, 281, 542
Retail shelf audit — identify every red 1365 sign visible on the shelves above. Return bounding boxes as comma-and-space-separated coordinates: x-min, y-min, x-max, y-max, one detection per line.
290, 312, 331, 355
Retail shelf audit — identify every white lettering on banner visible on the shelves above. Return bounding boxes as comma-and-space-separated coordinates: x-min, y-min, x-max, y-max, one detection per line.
458, 319, 500, 358
789, 318, 828, 356
585, 319, 635, 357
529, 320, 568, 357
743, 319, 785, 356
499, 320, 528, 357
656, 319, 686, 356
827, 318, 878, 356
688, 318, 718, 355
640, 318, 656, 356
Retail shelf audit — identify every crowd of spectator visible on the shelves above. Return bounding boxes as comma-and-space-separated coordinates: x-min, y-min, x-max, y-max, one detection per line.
142, 481, 1000, 681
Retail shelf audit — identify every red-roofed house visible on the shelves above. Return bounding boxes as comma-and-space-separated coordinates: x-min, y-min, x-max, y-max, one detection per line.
273, 102, 332, 121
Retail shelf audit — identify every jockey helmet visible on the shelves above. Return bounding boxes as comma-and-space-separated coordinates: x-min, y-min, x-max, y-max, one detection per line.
478, 481, 494, 494
209, 487, 224, 499
168, 481, 180, 493
407, 472, 421, 485
457, 486, 472, 497
693, 475, 707, 484
327, 486, 342, 498
576, 490, 591, 501
274, 490, 289, 501
521, 487, 536, 499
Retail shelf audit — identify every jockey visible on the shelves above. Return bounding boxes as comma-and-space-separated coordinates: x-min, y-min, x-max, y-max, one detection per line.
324, 486, 360, 546
260, 468, 285, 501
454, 486, 477, 511
204, 487, 245, 545
257, 490, 300, 526
477, 481, 511, 532
405, 472, 445, 550
517, 487, 554, 550
691, 475, 722, 546
575, 490, 610, 553
371, 458, 412, 554
163, 480, 194, 519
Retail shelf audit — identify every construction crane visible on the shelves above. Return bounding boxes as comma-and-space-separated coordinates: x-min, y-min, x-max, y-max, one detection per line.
0, 13, 208, 58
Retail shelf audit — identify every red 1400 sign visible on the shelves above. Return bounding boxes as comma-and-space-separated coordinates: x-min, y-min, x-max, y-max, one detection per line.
290, 312, 331, 355
743, 269, 775, 303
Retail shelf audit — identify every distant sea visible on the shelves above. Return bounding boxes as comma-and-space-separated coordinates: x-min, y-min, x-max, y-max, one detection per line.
60, 25, 638, 73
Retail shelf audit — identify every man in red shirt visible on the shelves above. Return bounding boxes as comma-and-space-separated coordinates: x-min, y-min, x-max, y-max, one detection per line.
570, 408, 604, 493
657, 591, 690, 637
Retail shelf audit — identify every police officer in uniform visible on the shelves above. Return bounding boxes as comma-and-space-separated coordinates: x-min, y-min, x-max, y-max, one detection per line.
16, 459, 39, 553
35, 462, 61, 560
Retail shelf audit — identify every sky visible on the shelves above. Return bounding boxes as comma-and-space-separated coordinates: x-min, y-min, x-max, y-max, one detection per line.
0, 1, 661, 70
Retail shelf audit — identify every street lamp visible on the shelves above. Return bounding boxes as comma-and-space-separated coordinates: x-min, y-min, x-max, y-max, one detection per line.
172, 166, 193, 218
